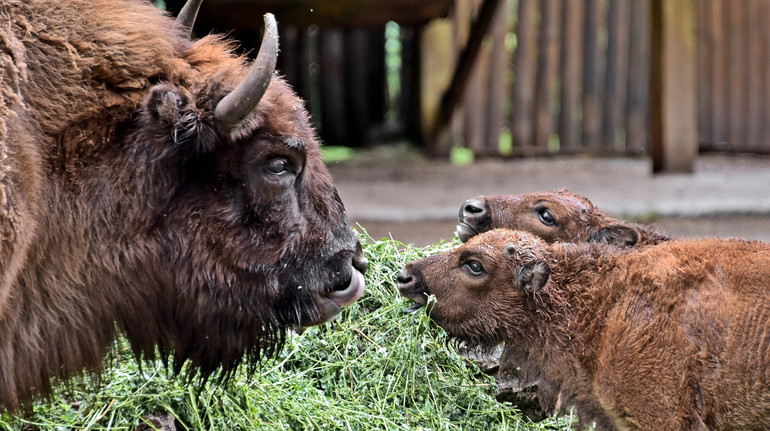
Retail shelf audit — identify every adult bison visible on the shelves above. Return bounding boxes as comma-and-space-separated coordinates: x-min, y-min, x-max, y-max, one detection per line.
398, 229, 770, 430
0, 0, 366, 410
456, 190, 671, 247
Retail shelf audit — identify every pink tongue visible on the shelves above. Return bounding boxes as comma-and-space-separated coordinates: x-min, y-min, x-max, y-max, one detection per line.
329, 270, 366, 307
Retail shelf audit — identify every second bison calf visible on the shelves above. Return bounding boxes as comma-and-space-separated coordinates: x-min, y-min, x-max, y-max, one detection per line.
398, 229, 770, 430
457, 189, 671, 246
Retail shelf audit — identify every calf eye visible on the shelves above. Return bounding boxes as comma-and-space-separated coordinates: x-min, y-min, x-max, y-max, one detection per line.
535, 207, 556, 226
464, 260, 486, 276
266, 157, 291, 175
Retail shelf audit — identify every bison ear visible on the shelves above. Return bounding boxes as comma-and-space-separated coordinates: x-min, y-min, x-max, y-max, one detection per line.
588, 225, 639, 247
515, 260, 551, 295
143, 84, 201, 148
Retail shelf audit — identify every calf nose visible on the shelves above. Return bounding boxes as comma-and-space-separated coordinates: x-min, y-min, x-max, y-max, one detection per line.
396, 266, 429, 303
396, 267, 413, 287
460, 198, 487, 222
457, 197, 489, 242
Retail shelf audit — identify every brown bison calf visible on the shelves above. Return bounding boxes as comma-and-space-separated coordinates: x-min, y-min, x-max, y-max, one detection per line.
457, 189, 670, 247
398, 229, 770, 430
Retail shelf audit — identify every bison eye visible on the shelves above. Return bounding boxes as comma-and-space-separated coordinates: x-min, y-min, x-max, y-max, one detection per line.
535, 207, 556, 226
464, 260, 486, 276
266, 157, 292, 175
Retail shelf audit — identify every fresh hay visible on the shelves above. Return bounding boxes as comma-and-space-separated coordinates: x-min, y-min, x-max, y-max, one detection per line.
0, 230, 577, 430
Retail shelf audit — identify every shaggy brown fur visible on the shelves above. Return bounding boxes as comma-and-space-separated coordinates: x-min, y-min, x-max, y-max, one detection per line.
398, 229, 770, 430
0, 0, 366, 410
457, 190, 671, 247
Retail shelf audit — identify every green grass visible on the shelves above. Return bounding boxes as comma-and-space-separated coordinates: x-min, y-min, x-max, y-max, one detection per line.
0, 231, 576, 430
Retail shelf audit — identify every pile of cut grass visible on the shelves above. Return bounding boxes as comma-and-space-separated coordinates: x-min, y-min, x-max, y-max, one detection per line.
0, 231, 576, 430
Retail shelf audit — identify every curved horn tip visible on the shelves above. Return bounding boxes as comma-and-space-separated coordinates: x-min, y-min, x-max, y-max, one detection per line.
264, 13, 277, 32
176, 0, 204, 37
213, 12, 280, 130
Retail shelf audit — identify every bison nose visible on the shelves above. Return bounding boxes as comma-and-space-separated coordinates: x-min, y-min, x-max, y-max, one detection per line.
457, 198, 488, 242
396, 267, 413, 287
460, 198, 487, 221
396, 266, 428, 304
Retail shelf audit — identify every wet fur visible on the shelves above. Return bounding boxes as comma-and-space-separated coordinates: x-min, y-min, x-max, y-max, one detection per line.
0, 0, 359, 410
401, 229, 770, 430
461, 190, 671, 246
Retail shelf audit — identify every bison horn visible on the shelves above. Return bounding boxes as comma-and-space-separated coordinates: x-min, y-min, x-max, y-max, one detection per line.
214, 13, 279, 130
176, 0, 203, 37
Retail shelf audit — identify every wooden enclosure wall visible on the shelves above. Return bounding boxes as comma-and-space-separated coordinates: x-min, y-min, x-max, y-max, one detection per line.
444, 0, 770, 157
277, 26, 387, 148
455, 0, 651, 157
163, 0, 770, 156
696, 0, 770, 154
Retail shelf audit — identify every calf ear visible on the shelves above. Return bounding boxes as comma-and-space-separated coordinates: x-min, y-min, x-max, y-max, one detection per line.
515, 260, 551, 294
588, 225, 639, 247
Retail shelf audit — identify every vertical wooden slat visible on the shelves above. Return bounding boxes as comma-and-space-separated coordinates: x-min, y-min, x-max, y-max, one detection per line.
581, 0, 601, 150
483, 0, 509, 155
709, 0, 728, 149
345, 29, 367, 147
420, 19, 454, 156
366, 28, 387, 126
400, 26, 422, 142
533, 0, 560, 151
603, 0, 630, 152
558, 0, 584, 153
510, 0, 539, 152
727, 0, 746, 151
650, 0, 697, 173
425, 0, 504, 157
746, 0, 762, 151
319, 28, 347, 146
460, 0, 485, 154
626, 0, 649, 154
278, 26, 299, 95
695, 0, 712, 149
759, 2, 770, 153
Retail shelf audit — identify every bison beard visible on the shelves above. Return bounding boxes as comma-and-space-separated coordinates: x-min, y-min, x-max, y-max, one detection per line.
0, 0, 365, 410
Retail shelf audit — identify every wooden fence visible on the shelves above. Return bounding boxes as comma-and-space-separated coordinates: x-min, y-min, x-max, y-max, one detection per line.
696, 0, 770, 153
169, 0, 770, 157
452, 0, 652, 157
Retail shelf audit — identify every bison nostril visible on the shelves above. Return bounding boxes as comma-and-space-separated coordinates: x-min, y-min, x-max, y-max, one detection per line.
353, 241, 368, 274
396, 268, 413, 286
460, 199, 486, 221
354, 255, 369, 274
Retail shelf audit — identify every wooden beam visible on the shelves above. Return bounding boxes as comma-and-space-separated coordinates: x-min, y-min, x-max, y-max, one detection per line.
192, 0, 452, 28
426, 0, 504, 157
650, 0, 697, 173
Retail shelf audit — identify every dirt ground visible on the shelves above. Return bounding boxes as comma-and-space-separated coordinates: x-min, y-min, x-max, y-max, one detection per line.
327, 148, 770, 246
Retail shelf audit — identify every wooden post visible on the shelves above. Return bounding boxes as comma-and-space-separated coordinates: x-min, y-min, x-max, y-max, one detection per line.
558, 0, 583, 153
581, 0, 601, 151
603, 0, 630, 152
626, 0, 650, 154
511, 0, 538, 152
420, 19, 455, 157
483, 0, 508, 156
425, 0, 504, 157
650, 0, 697, 174
533, 0, 560, 151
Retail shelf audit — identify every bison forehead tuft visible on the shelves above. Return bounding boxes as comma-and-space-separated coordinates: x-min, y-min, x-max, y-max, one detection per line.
475, 229, 548, 262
